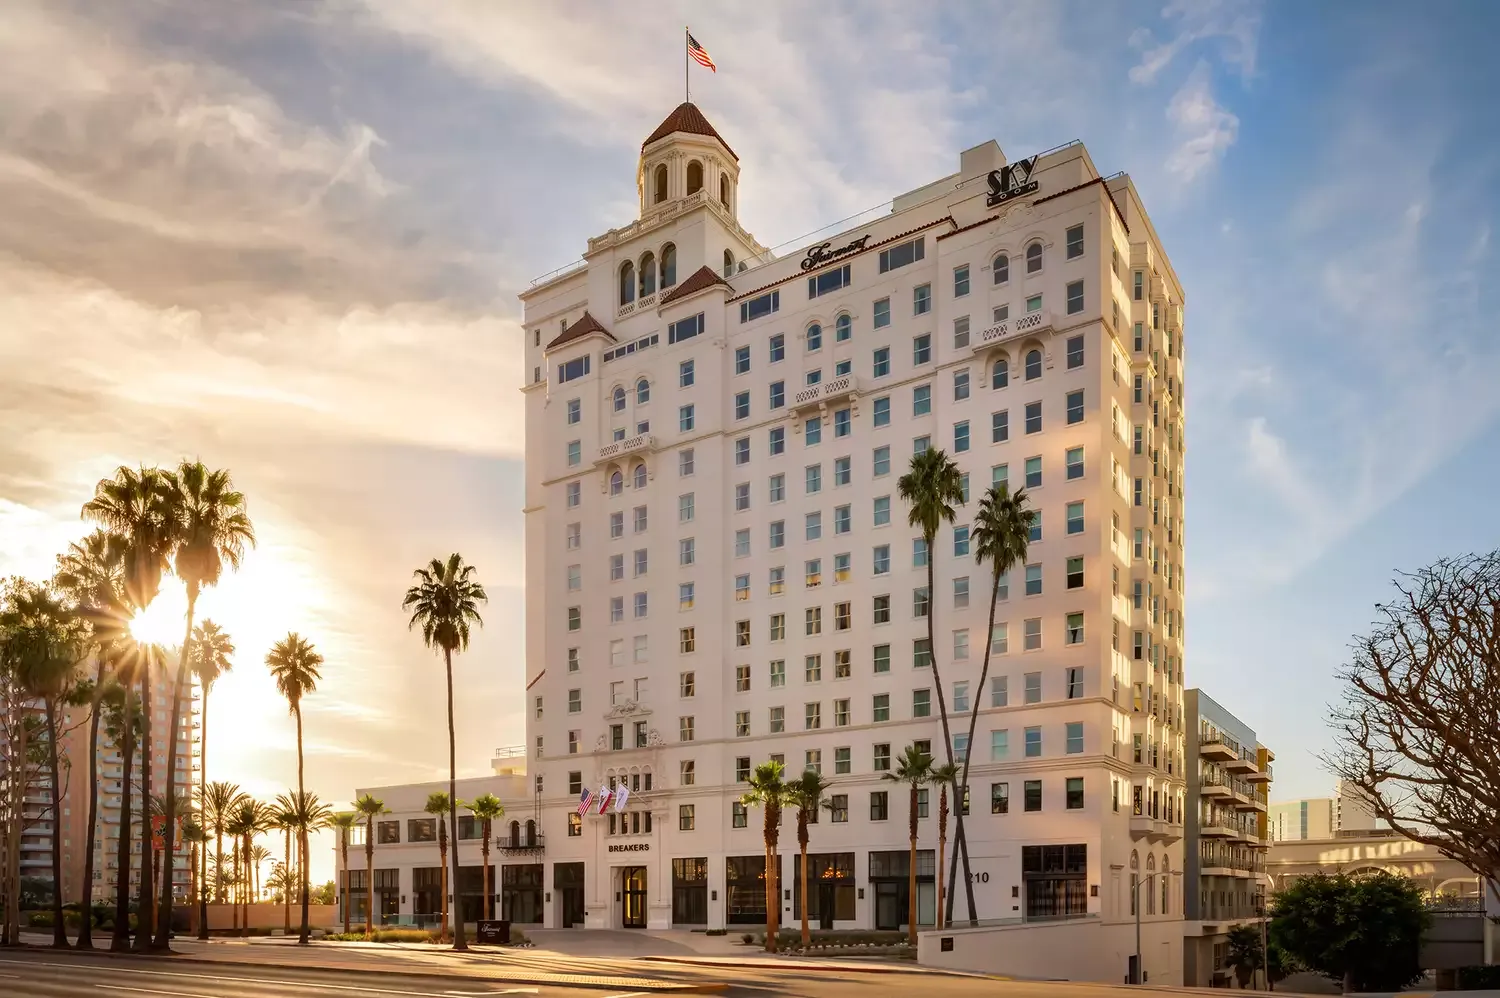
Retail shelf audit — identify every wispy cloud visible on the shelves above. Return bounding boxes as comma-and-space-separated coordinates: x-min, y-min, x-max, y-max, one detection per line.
1164, 60, 1240, 181
1129, 0, 1262, 86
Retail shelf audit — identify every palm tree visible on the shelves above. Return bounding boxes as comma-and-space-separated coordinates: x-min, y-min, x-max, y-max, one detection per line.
148, 790, 194, 930
402, 554, 487, 952
181, 818, 208, 924
265, 633, 322, 944
739, 760, 788, 953
897, 449, 969, 920
154, 462, 254, 950
0, 578, 86, 948
949, 481, 1031, 926
276, 791, 331, 935
353, 793, 386, 937
465, 793, 505, 921
786, 770, 830, 950
424, 792, 451, 937
930, 762, 959, 930
251, 845, 272, 902
96, 670, 144, 950
197, 780, 245, 920
223, 799, 258, 935
884, 744, 934, 945
327, 812, 358, 934
54, 529, 132, 950
82, 464, 176, 952
270, 801, 296, 930
188, 619, 234, 939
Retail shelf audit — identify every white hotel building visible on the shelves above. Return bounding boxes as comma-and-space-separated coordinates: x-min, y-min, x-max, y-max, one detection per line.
522, 102, 1184, 981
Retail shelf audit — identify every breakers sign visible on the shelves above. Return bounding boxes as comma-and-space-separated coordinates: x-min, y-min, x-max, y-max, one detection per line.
800, 234, 871, 271
608, 843, 650, 853
986, 156, 1038, 207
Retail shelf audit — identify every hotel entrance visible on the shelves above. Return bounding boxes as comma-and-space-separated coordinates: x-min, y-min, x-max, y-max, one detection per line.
620, 867, 647, 928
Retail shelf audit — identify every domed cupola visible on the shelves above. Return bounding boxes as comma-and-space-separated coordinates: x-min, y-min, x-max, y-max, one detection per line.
637, 102, 740, 220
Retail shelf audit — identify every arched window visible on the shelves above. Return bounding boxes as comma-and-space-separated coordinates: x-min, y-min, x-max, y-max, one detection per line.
619, 261, 635, 305
610, 470, 624, 496
639, 252, 656, 296
991, 357, 1009, 389
722, 249, 735, 278
525, 819, 537, 845
992, 253, 1009, 285
686, 161, 703, 195
806, 323, 822, 351
632, 463, 647, 489
719, 173, 730, 207
834, 313, 852, 342
509, 820, 521, 846
636, 378, 650, 404
737, 261, 748, 273
1025, 349, 1042, 381
613, 386, 627, 412
660, 243, 677, 288
1146, 855, 1157, 914
1026, 242, 1043, 274
1130, 850, 1139, 870
653, 164, 668, 204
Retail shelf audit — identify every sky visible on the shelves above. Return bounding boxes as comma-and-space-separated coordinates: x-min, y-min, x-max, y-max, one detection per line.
1, 0, 1498, 881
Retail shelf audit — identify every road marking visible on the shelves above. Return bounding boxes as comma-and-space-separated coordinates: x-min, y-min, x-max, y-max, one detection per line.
603, 993, 651, 998
0, 960, 554, 997
443, 991, 540, 996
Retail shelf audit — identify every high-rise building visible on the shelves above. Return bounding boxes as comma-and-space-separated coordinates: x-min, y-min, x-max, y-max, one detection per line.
515, 101, 1188, 982
1182, 689, 1272, 986
1268, 780, 1378, 842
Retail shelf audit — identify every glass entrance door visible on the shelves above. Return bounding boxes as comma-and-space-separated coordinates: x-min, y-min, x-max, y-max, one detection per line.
621, 867, 647, 929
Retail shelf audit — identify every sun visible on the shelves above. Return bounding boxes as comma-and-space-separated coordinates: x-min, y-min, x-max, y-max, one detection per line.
129, 583, 189, 648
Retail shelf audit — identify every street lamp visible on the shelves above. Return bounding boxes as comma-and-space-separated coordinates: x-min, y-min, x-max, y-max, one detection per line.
1131, 870, 1183, 985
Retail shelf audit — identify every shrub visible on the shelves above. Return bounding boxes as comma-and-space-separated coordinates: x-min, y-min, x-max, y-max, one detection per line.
1459, 966, 1500, 989
742, 933, 755, 944
705, 928, 727, 936
324, 928, 439, 944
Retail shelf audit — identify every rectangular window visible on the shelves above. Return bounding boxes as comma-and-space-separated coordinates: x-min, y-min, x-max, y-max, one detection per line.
913, 334, 931, 365
805, 463, 823, 495
835, 748, 851, 775
873, 444, 891, 476
1066, 447, 1083, 480
769, 706, 785, 733
1066, 224, 1084, 259
805, 702, 822, 730
872, 346, 890, 378
991, 728, 1009, 761
1024, 617, 1041, 651
873, 297, 890, 328
1066, 335, 1084, 369
913, 638, 932, 669
913, 283, 932, 315
834, 552, 851, 582
805, 511, 822, 541
953, 576, 970, 609
833, 455, 851, 486
873, 643, 891, 673
874, 743, 891, 771
1024, 780, 1042, 812
991, 782, 1010, 814
806, 416, 822, 445
1066, 501, 1084, 536
833, 504, 851, 535
1025, 401, 1042, 434
1066, 390, 1084, 425
878, 236, 925, 273
1025, 456, 1043, 489
769, 659, 786, 688
1025, 671, 1042, 704
913, 689, 931, 718
870, 791, 889, 821
808, 264, 852, 298
678, 404, 695, 433
1133, 271, 1143, 301
954, 264, 971, 297
669, 313, 706, 344
735, 345, 751, 375
680, 627, 696, 653
735, 391, 751, 420
1066, 721, 1084, 754
679, 804, 696, 830
739, 291, 780, 324
1024, 726, 1041, 757
769, 333, 786, 363
990, 409, 1010, 443
557, 356, 590, 384
991, 673, 1008, 706
1066, 612, 1084, 644
913, 384, 931, 416
953, 525, 971, 557
771, 523, 788, 553
1066, 556, 1084, 589
954, 420, 970, 453
833, 407, 851, 437
735, 437, 750, 465
1066, 777, 1084, 810
1066, 280, 1084, 315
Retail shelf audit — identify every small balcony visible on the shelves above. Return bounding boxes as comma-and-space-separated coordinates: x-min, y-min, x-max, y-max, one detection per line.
496, 831, 545, 857
1200, 776, 1230, 798
1199, 737, 1237, 762
792, 373, 860, 410
970, 309, 1055, 354
1246, 762, 1273, 783
1199, 821, 1236, 838
595, 433, 656, 466
1225, 754, 1257, 774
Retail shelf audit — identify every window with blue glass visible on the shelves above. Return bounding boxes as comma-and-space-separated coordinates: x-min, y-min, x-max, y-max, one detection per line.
873, 494, 890, 524
913, 283, 932, 316
557, 356, 590, 384
1025, 456, 1042, 488
735, 345, 751, 374
878, 237, 924, 273
1028, 511, 1042, 543
808, 264, 851, 299
954, 420, 970, 452
735, 391, 750, 420
806, 323, 823, 352
1025, 401, 1042, 434
806, 416, 822, 445
913, 385, 931, 416
873, 397, 891, 427
679, 359, 695, 387
835, 359, 852, 376
873, 347, 890, 377
872, 446, 890, 477
735, 437, 750, 465
873, 297, 891, 328
740, 291, 780, 323
992, 410, 1009, 443
913, 538, 929, 568
834, 456, 851, 485
873, 545, 890, 575
953, 525, 970, 557
669, 313, 705, 344
769, 426, 785, 455
1025, 564, 1042, 595
835, 314, 852, 342
679, 404, 695, 432
913, 334, 931, 365
806, 368, 822, 386
770, 333, 785, 363
833, 407, 852, 438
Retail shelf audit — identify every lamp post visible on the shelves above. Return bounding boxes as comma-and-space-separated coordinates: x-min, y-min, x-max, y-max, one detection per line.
1131, 870, 1182, 984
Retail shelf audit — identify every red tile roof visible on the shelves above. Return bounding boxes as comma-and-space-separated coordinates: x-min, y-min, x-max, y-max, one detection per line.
642, 102, 738, 161
659, 265, 732, 307
546, 311, 615, 351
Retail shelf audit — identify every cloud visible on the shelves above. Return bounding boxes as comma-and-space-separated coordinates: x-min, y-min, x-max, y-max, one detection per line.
1164, 61, 1240, 181
1129, 0, 1262, 85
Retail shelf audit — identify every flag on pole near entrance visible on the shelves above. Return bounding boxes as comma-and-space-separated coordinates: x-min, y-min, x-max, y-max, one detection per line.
613, 785, 631, 812
687, 32, 716, 72
595, 784, 612, 814
577, 788, 594, 816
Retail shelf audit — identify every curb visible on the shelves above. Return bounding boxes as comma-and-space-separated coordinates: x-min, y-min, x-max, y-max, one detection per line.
0, 945, 726, 993
638, 954, 1008, 980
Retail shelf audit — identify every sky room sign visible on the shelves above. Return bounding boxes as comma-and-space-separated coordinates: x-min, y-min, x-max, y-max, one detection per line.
986, 156, 1038, 207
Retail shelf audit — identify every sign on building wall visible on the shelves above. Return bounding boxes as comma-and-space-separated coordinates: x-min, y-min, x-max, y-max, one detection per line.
986, 156, 1039, 207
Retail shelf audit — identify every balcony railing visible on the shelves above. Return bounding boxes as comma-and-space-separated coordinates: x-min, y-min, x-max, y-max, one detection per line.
595, 434, 656, 465
970, 309, 1055, 353
792, 373, 860, 409
497, 831, 545, 856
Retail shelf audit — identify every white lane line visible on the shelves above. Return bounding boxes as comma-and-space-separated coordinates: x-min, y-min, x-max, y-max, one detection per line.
0, 960, 551, 997
100, 986, 227, 998
603, 993, 651, 998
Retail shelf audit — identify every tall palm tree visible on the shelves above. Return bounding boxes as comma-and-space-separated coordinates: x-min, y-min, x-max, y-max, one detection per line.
465, 793, 505, 921
276, 791, 331, 935
82, 464, 176, 952
223, 799, 258, 935
327, 812, 358, 934
930, 762, 959, 930
0, 579, 86, 948
155, 462, 254, 950
97, 669, 144, 950
181, 817, 207, 923
949, 481, 1032, 926
897, 448, 970, 923
739, 759, 788, 953
884, 744, 933, 945
265, 633, 322, 945
197, 780, 245, 919
786, 770, 830, 950
188, 619, 234, 939
251, 845, 272, 902
424, 792, 452, 937
270, 802, 296, 930
353, 793, 386, 937
402, 554, 487, 952
54, 529, 133, 950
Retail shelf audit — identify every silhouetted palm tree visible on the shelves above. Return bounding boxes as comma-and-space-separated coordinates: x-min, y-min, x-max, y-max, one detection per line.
424, 792, 452, 937
786, 770, 830, 949
353, 793, 386, 937
465, 793, 505, 921
188, 621, 235, 939
265, 633, 322, 944
327, 812, 359, 934
884, 745, 934, 945
739, 760, 789, 952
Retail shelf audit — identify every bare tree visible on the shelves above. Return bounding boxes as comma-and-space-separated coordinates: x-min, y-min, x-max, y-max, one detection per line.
1328, 551, 1500, 889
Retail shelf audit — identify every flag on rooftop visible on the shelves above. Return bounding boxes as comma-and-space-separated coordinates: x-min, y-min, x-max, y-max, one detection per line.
688, 32, 716, 72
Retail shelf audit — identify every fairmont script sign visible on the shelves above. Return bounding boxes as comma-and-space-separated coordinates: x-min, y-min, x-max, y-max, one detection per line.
800, 234, 871, 271
608, 843, 650, 853
986, 156, 1038, 207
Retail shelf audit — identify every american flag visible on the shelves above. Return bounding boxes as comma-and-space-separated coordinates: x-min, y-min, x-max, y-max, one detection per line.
594, 784, 613, 814
577, 789, 593, 816
687, 33, 716, 72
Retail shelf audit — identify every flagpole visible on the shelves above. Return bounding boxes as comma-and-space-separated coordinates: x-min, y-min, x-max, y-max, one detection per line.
684, 26, 690, 103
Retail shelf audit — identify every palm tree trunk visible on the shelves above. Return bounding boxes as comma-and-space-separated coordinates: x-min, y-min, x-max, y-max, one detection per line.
921, 535, 973, 929
364, 825, 374, 938
296, 705, 310, 945
799, 836, 809, 950
437, 829, 447, 939
110, 689, 134, 952
481, 836, 491, 923
283, 829, 291, 932
948, 569, 1002, 928
443, 648, 466, 951
154, 594, 196, 949
77, 661, 107, 950
936, 786, 946, 933
907, 785, 918, 945
132, 666, 153, 951
43, 698, 69, 947
197, 696, 210, 940
340, 835, 350, 934
762, 839, 774, 953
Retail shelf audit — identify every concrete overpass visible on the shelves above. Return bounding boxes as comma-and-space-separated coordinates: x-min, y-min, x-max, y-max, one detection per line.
1265, 829, 1482, 897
